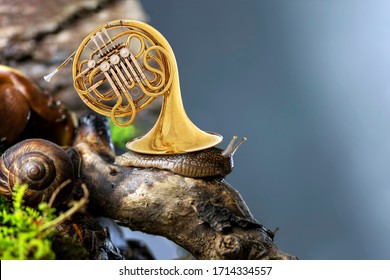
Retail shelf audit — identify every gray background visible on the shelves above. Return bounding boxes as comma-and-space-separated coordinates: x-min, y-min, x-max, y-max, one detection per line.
139, 0, 390, 259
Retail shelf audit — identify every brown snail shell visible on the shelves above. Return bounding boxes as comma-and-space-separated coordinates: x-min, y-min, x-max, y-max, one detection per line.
0, 139, 75, 206
0, 65, 63, 122
0, 65, 76, 149
0, 83, 30, 146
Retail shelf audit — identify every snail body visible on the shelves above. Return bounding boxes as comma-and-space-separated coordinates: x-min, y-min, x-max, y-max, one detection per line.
0, 139, 75, 206
115, 136, 246, 178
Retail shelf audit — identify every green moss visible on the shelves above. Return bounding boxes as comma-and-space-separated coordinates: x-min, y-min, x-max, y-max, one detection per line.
0, 196, 11, 212
0, 184, 57, 259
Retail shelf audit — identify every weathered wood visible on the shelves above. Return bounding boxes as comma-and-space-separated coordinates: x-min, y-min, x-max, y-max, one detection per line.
74, 114, 297, 260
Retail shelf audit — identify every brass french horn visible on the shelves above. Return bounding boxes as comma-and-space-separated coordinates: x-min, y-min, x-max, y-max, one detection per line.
45, 20, 222, 154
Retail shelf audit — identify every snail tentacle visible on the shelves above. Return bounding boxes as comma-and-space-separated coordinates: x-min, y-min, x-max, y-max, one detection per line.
222, 136, 247, 157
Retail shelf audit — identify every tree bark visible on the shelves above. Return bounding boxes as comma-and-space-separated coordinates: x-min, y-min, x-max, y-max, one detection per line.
74, 114, 297, 260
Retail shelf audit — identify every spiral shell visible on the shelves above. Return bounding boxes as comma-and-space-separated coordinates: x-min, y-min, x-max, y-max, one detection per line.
0, 139, 75, 206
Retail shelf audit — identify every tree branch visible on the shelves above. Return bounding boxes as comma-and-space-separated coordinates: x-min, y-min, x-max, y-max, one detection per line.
74, 115, 297, 260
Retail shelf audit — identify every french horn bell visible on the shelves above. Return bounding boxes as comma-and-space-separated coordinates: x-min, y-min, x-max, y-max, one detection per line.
45, 20, 222, 154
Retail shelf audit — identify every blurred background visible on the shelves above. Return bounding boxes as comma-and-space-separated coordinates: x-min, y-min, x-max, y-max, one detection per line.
140, 0, 390, 259
2, 0, 390, 259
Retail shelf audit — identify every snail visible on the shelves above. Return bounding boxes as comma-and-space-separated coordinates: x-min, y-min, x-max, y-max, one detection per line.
0, 65, 63, 122
0, 82, 30, 146
0, 139, 75, 207
0, 65, 75, 150
115, 136, 247, 178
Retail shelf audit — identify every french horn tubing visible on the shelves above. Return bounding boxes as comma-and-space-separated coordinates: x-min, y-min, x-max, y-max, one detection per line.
45, 20, 222, 154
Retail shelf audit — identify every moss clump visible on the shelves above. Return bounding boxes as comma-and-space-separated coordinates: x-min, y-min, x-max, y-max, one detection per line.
0, 184, 57, 259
